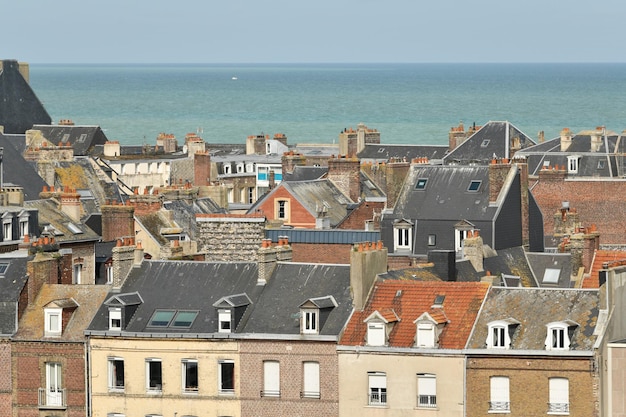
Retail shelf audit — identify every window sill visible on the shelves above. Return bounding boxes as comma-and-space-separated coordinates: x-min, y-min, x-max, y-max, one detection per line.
415, 406, 438, 411
219, 390, 235, 396
107, 387, 125, 393
366, 404, 388, 408
182, 389, 199, 395
488, 411, 511, 414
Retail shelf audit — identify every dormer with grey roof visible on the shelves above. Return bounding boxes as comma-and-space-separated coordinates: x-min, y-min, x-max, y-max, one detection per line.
104, 292, 143, 331
299, 295, 337, 335
213, 293, 252, 333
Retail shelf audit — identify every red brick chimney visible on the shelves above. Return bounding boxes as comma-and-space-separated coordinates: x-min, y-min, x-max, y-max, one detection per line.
488, 159, 511, 203
194, 151, 211, 186
327, 155, 361, 202
60, 186, 82, 222
101, 202, 135, 242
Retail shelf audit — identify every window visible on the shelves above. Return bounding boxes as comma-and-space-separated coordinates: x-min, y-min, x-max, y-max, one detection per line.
262, 360, 280, 397
148, 310, 175, 327
182, 360, 198, 393
467, 180, 482, 192
3, 220, 11, 241
367, 322, 385, 346
0, 262, 9, 275
219, 360, 235, 394
248, 187, 254, 204
567, 156, 580, 174
109, 308, 122, 331
428, 234, 436, 246
393, 222, 413, 252
106, 263, 113, 284
218, 309, 232, 333
45, 308, 62, 337
19, 219, 28, 238
368, 372, 387, 406
546, 322, 573, 351
302, 309, 318, 334
543, 268, 561, 284
548, 377, 569, 414
481, 139, 490, 148
492, 325, 507, 348
44, 362, 64, 407
73, 263, 82, 284
489, 376, 510, 412
486, 320, 518, 349
415, 178, 428, 190
417, 373, 437, 408
146, 359, 162, 392
171, 311, 198, 328
302, 362, 320, 399
416, 322, 436, 348
108, 358, 125, 391
223, 164, 231, 174
277, 200, 288, 220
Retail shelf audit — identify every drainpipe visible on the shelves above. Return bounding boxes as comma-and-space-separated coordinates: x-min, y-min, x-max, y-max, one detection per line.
85, 336, 92, 417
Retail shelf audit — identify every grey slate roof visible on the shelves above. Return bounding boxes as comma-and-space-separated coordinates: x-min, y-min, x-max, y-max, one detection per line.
0, 256, 31, 335
240, 262, 352, 336
0, 133, 48, 201
33, 124, 109, 156
526, 252, 573, 288
25, 199, 100, 243
443, 121, 536, 165
87, 260, 263, 334
265, 228, 380, 244
282, 165, 327, 182
467, 287, 600, 351
0, 60, 51, 134
358, 143, 448, 162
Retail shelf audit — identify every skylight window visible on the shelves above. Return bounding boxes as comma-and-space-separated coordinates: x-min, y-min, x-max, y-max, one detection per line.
468, 180, 482, 192
0, 262, 8, 275
481, 139, 490, 148
171, 311, 198, 328
67, 222, 83, 234
415, 178, 428, 190
543, 268, 561, 284
148, 310, 176, 327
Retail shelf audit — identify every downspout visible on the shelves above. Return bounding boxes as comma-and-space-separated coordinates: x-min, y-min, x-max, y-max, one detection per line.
85, 335, 91, 417
505, 121, 510, 160
463, 355, 467, 417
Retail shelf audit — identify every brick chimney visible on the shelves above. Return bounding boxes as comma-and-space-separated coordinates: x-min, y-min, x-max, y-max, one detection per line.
111, 237, 137, 289
560, 128, 572, 152
489, 159, 512, 203
101, 203, 135, 242
448, 121, 466, 151
60, 186, 82, 223
327, 155, 361, 202
26, 250, 60, 304
350, 241, 388, 310
194, 151, 211, 186
281, 151, 306, 175
463, 230, 484, 272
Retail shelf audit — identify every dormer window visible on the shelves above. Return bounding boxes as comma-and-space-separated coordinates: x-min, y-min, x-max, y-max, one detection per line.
109, 307, 122, 331
567, 155, 580, 174
302, 309, 318, 334
414, 309, 446, 348
18, 210, 29, 238
416, 322, 435, 347
218, 309, 232, 333
45, 308, 62, 337
393, 219, 413, 253
364, 310, 398, 347
546, 321, 578, 351
486, 319, 520, 349
299, 296, 337, 335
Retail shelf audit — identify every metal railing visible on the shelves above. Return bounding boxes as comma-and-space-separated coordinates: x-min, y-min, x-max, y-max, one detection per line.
489, 401, 510, 412
261, 389, 281, 398
548, 402, 570, 413
369, 391, 387, 405
38, 388, 66, 408
300, 390, 321, 399
418, 394, 437, 408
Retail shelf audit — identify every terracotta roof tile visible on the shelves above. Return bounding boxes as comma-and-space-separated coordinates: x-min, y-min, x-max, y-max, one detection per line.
584, 249, 626, 288
340, 281, 490, 349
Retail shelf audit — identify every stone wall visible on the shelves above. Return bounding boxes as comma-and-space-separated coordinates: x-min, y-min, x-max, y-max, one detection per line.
197, 214, 266, 262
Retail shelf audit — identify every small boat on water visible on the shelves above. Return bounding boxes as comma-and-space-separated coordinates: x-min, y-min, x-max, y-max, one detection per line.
232, 76, 238, 80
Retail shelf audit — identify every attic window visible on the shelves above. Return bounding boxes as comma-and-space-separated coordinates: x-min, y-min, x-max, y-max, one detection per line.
433, 295, 445, 306
546, 321, 577, 351
543, 268, 561, 284
109, 307, 122, 331
0, 262, 8, 275
467, 180, 482, 192
171, 311, 198, 328
415, 178, 428, 190
481, 139, 490, 148
218, 309, 232, 333
67, 222, 83, 234
148, 310, 175, 327
301, 309, 318, 334
598, 160, 606, 169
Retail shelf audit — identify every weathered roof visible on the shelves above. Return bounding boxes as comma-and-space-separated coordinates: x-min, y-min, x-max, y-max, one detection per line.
240, 262, 352, 336
467, 286, 600, 351
14, 283, 110, 341
526, 252, 572, 288
282, 166, 327, 182
443, 121, 536, 164
358, 143, 448, 162
25, 199, 100, 243
33, 124, 109, 156
135, 209, 182, 246
0, 60, 51, 134
0, 256, 30, 335
393, 165, 497, 222
87, 260, 262, 334
0, 133, 48, 201
482, 246, 538, 288
282, 180, 352, 226
584, 249, 626, 288
340, 280, 490, 349
265, 228, 380, 244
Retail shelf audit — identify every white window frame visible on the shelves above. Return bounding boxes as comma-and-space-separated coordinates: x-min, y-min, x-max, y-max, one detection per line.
106, 263, 114, 284
417, 373, 437, 409
19, 217, 29, 238
366, 321, 386, 347
218, 309, 232, 333
394, 225, 412, 252
262, 360, 280, 397
109, 307, 122, 331
487, 321, 512, 349
368, 371, 387, 406
73, 262, 82, 284
489, 376, 510, 412
302, 361, 320, 399
546, 322, 571, 351
145, 359, 162, 393
108, 357, 125, 391
276, 200, 288, 220
416, 321, 436, 348
548, 377, 569, 415
301, 309, 318, 334
45, 362, 63, 407
218, 360, 235, 395
182, 359, 198, 393
455, 228, 469, 253
3, 220, 12, 241
567, 155, 580, 174
45, 308, 62, 337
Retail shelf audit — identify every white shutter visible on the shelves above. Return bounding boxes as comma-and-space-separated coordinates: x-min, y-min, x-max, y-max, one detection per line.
367, 322, 385, 346
490, 376, 509, 402
418, 374, 436, 396
263, 361, 280, 395
549, 378, 569, 404
369, 372, 387, 389
417, 323, 435, 347
303, 362, 320, 396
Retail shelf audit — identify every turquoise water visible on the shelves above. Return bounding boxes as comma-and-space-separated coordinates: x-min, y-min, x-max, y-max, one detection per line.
29, 63, 626, 146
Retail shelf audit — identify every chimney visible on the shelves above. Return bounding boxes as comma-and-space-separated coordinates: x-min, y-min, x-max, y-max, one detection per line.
101, 203, 135, 242
60, 186, 82, 222
112, 238, 137, 289
194, 151, 211, 186
26, 251, 60, 304
448, 121, 466, 151
281, 151, 306, 175
385, 159, 411, 209
590, 127, 603, 152
489, 159, 512, 203
58, 248, 73, 285
327, 155, 361, 202
350, 241, 388, 310
463, 230, 484, 272
560, 128, 572, 152
257, 239, 279, 284
134, 240, 145, 266
104, 141, 121, 157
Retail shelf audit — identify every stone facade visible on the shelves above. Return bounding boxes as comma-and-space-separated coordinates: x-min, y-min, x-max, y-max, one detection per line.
197, 214, 266, 262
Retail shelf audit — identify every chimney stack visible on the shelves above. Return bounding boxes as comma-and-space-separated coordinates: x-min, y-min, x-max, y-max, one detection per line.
463, 230, 484, 272
350, 241, 388, 310
327, 155, 361, 202
560, 128, 572, 152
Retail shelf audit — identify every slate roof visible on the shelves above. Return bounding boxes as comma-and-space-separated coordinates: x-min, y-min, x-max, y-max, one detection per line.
358, 144, 448, 163
340, 280, 490, 349
526, 252, 572, 288
33, 124, 109, 156
25, 199, 100, 243
87, 260, 262, 334
0, 256, 31, 335
0, 133, 48, 201
393, 165, 496, 221
467, 287, 600, 351
14, 283, 110, 341
265, 228, 380, 244
240, 262, 352, 336
443, 121, 536, 165
135, 209, 183, 246
0, 60, 51, 134
482, 246, 538, 287
282, 165, 327, 182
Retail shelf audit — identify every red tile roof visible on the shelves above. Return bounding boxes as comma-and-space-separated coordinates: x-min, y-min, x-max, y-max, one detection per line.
340, 281, 490, 349
584, 249, 626, 288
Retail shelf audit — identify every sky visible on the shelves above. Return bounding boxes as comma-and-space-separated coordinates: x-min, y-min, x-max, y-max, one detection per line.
4, 0, 626, 64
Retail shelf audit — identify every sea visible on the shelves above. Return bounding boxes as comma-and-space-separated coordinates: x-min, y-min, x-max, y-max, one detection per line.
28, 63, 626, 147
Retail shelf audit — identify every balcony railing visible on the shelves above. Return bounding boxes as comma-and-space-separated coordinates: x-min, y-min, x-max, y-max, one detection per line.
369, 391, 387, 405
38, 388, 66, 409
489, 401, 510, 412
418, 394, 437, 408
261, 390, 281, 398
548, 402, 570, 414
301, 390, 321, 399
